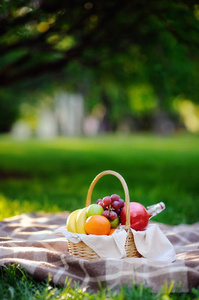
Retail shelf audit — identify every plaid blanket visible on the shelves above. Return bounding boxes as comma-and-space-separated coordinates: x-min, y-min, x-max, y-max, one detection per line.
0, 212, 198, 292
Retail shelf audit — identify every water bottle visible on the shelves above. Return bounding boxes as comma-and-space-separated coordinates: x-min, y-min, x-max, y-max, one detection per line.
147, 202, 165, 219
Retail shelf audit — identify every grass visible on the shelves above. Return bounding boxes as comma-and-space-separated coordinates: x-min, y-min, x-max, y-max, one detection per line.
0, 264, 199, 300
0, 133, 199, 299
0, 133, 199, 224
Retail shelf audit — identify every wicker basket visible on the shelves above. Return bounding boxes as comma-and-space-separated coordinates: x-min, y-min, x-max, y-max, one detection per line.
67, 170, 142, 260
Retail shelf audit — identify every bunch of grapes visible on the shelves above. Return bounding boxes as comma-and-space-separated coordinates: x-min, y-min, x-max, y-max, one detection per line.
96, 194, 124, 221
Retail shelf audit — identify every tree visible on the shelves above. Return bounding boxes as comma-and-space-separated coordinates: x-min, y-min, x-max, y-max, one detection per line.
0, 0, 199, 131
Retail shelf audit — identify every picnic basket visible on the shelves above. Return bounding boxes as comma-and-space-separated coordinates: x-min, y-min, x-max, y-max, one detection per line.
67, 170, 142, 260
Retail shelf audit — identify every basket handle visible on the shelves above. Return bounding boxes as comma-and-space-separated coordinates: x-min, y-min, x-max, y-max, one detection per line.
86, 170, 130, 229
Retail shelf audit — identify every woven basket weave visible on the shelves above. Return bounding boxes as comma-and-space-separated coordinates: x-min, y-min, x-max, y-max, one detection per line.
67, 170, 141, 260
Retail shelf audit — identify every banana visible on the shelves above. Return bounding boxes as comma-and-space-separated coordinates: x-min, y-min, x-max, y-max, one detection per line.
76, 207, 88, 234
66, 209, 81, 233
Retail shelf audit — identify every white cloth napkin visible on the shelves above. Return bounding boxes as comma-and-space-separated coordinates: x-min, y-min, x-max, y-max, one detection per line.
54, 223, 176, 262
131, 224, 176, 262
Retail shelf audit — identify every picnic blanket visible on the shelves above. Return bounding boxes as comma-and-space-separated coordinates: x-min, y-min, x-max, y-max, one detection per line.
0, 211, 198, 293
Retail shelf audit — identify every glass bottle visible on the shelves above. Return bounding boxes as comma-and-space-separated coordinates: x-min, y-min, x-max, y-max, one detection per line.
147, 202, 165, 219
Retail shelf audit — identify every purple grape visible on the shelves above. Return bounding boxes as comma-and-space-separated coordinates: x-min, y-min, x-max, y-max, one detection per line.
96, 199, 102, 204
115, 208, 121, 215
118, 198, 125, 208
102, 210, 110, 218
109, 211, 118, 220
102, 196, 112, 207
98, 201, 106, 209
112, 200, 120, 210
111, 194, 120, 202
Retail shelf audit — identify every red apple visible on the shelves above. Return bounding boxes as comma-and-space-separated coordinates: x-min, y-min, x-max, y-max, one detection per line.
120, 202, 149, 231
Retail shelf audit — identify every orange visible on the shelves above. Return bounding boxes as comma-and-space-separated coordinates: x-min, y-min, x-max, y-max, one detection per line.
85, 215, 111, 235
108, 228, 116, 235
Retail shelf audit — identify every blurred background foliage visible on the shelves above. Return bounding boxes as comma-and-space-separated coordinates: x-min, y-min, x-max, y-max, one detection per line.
0, 0, 199, 134
1, 5, 199, 297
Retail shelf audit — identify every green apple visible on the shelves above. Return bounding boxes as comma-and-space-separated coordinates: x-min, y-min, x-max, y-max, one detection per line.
87, 204, 104, 217
110, 216, 120, 228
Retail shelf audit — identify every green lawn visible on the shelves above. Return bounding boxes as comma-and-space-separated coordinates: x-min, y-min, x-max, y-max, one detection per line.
0, 133, 199, 224
0, 133, 199, 299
